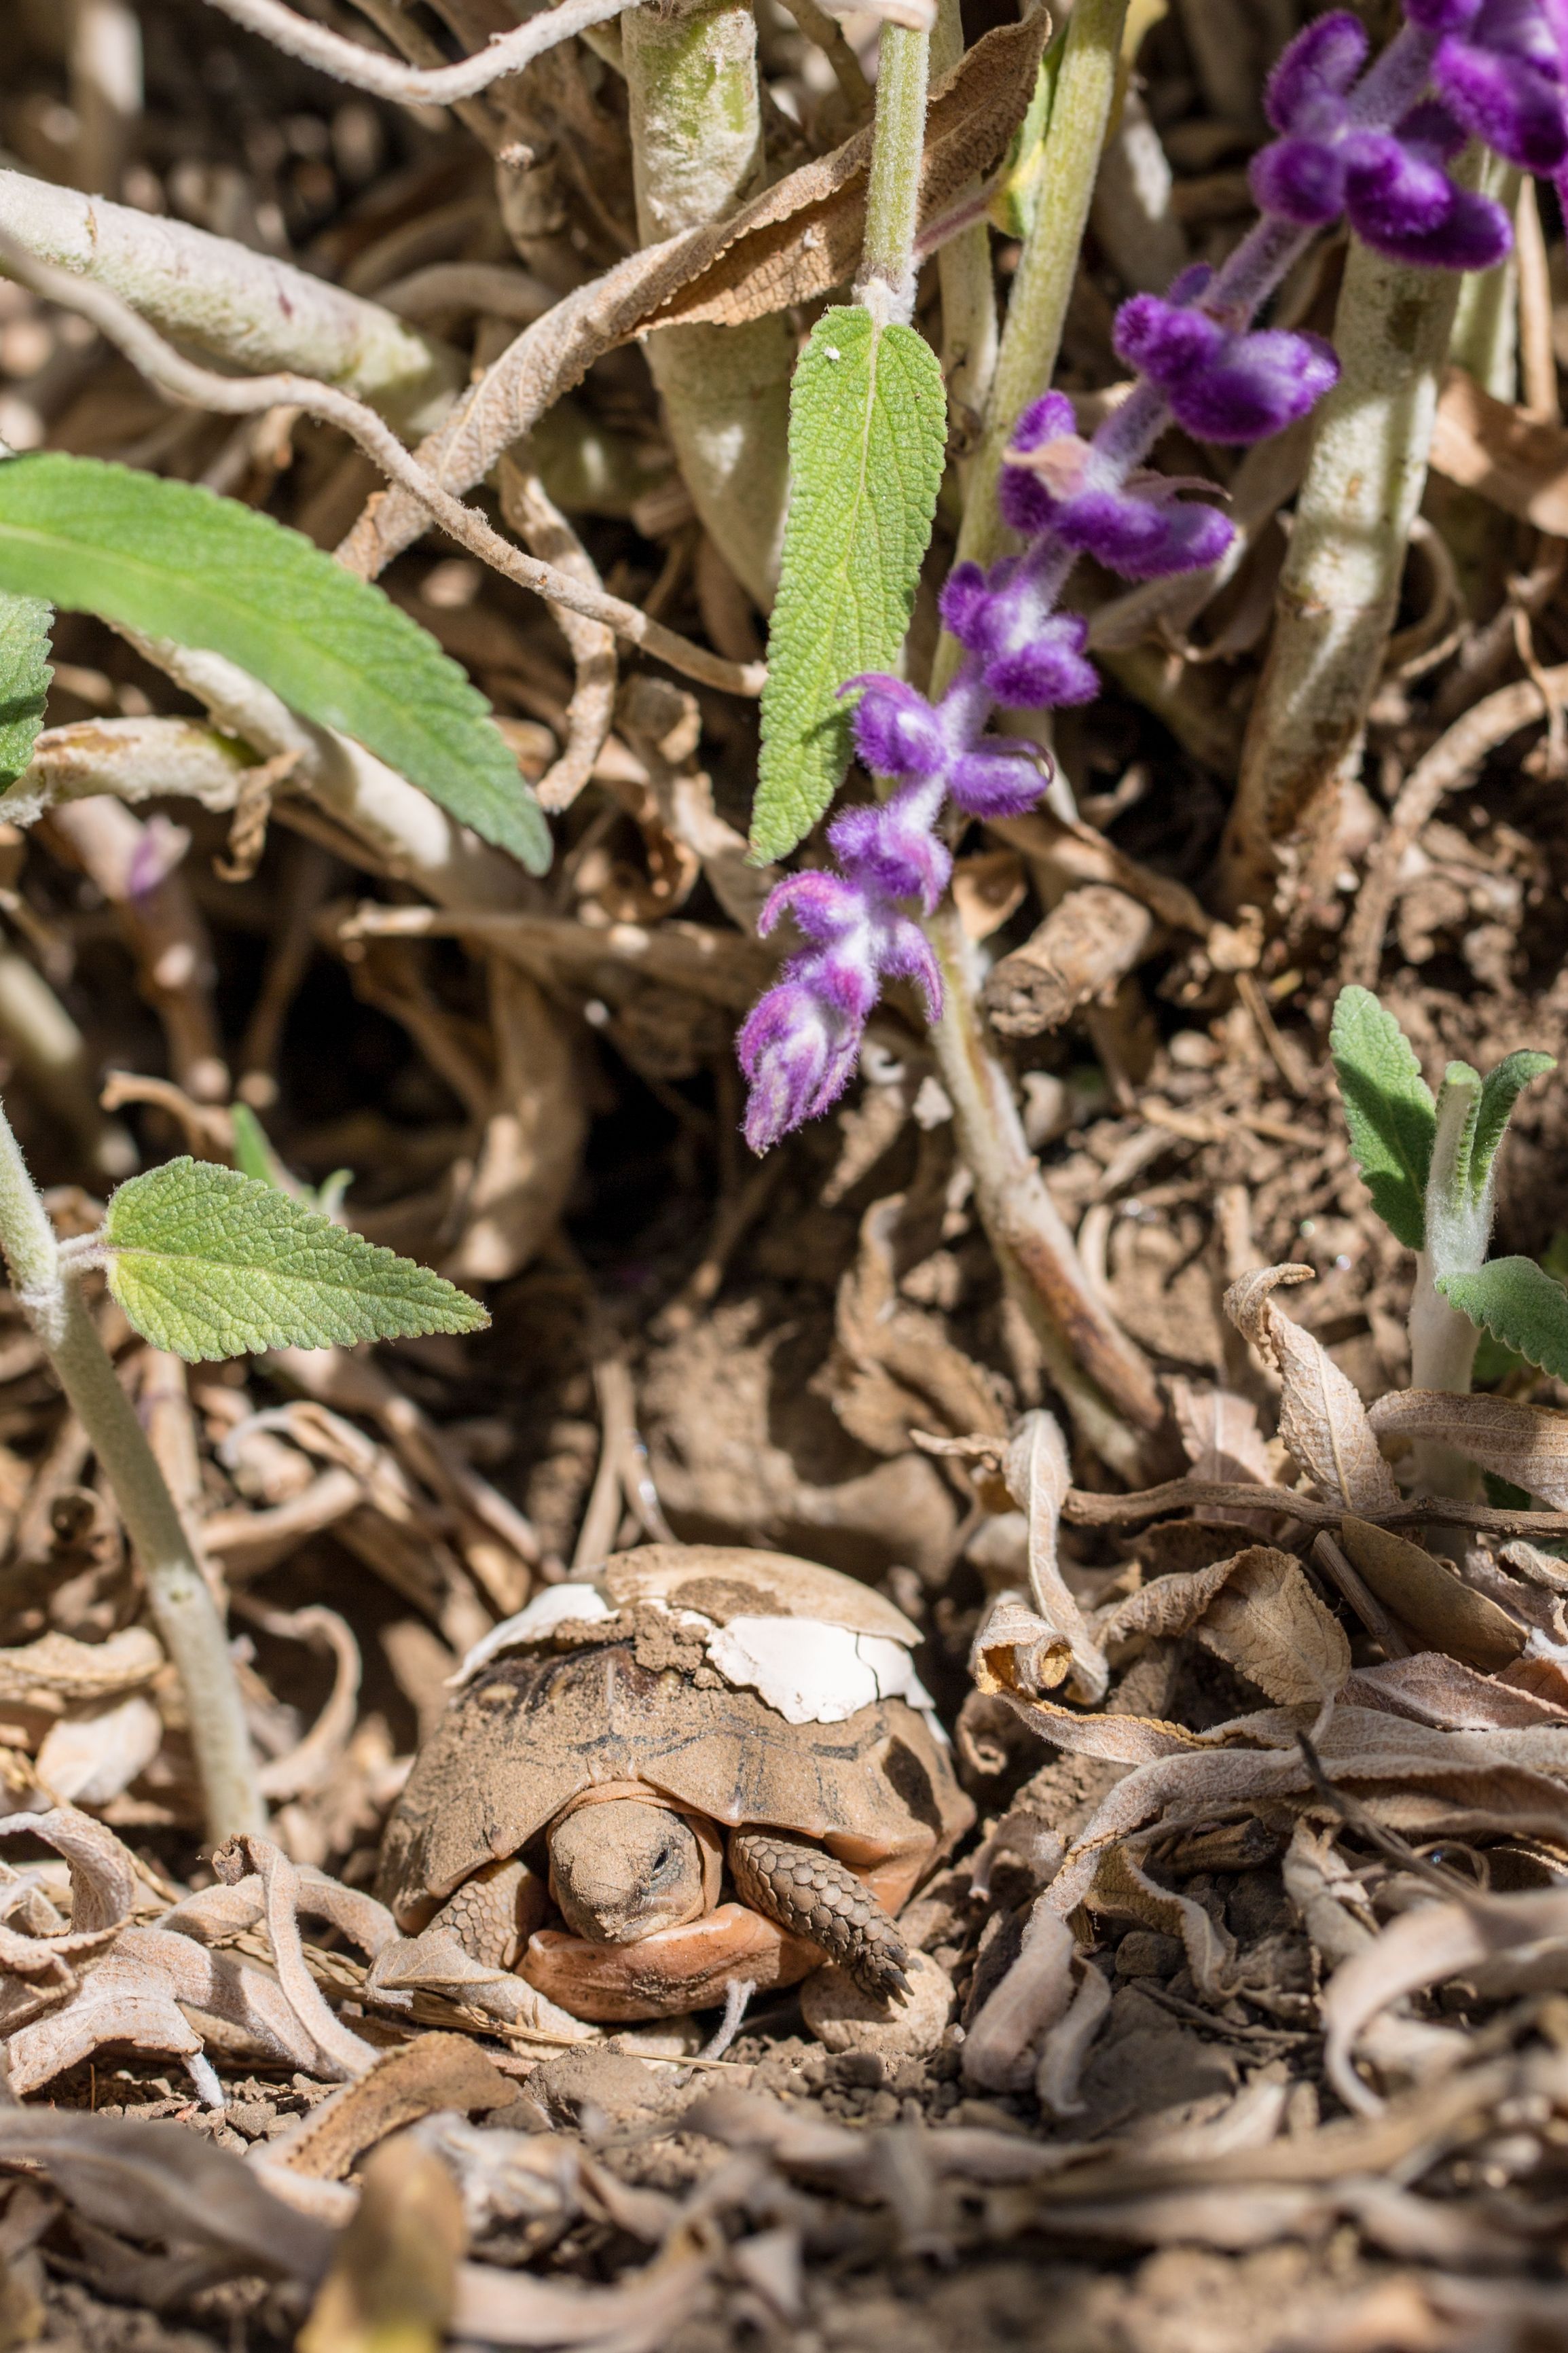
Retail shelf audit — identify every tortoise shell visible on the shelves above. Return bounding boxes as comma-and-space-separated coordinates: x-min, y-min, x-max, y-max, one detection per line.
378, 1545, 972, 1930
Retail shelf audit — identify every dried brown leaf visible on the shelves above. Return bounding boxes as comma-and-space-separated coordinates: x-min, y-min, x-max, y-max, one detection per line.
1194, 1547, 1351, 1706
270, 2035, 515, 2182
0, 1628, 162, 1704
1224, 1266, 1399, 1512
1322, 1888, 1568, 2113
1090, 1839, 1237, 1996
450, 2252, 710, 2351
1339, 1515, 1527, 1670
1346, 1651, 1568, 1729
0, 2110, 333, 2281
1369, 1390, 1568, 1507
35, 1693, 162, 1807
961, 1905, 1077, 2094
1429, 363, 1568, 533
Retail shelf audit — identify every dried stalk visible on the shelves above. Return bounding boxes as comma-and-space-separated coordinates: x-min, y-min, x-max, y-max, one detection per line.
0, 168, 460, 435
496, 454, 617, 812
621, 0, 793, 604
924, 903, 1160, 1477
1221, 230, 1469, 912
932, 0, 997, 456
200, 0, 651, 103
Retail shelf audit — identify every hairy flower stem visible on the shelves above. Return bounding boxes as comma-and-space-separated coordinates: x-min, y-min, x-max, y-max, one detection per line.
0, 1098, 264, 1842
926, 905, 1160, 1475
930, 0, 1128, 696
1220, 190, 1472, 914
621, 0, 792, 606
857, 24, 931, 324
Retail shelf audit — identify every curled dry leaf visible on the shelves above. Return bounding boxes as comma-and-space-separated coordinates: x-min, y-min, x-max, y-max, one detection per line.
1224, 1267, 1399, 1513
1338, 1515, 1527, 1671
1369, 1390, 1568, 1508
1169, 1379, 1277, 1528
212, 1834, 378, 2079
1428, 364, 1568, 536
0, 1626, 162, 1705
35, 1691, 164, 1808
1097, 1544, 1350, 1708
1089, 1839, 1237, 1998
969, 1411, 1108, 1706
1346, 1651, 1568, 1729
265, 2033, 514, 2183
450, 2251, 711, 2353
1322, 1888, 1568, 2114
0, 2110, 333, 2282
961, 1903, 1077, 2094
826, 1196, 1008, 1459
1033, 1956, 1112, 2119
243, 1602, 362, 1802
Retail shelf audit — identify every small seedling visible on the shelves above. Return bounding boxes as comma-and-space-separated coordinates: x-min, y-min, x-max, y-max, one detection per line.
1330, 986, 1563, 1395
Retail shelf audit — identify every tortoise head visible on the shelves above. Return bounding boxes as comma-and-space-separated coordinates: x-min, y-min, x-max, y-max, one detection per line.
546, 1799, 710, 1944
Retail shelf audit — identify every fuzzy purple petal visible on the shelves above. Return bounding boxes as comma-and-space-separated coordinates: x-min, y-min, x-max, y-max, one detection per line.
1010, 391, 1077, 454
948, 743, 1051, 817
1265, 10, 1368, 128
1434, 28, 1568, 171
756, 867, 866, 944
1404, 0, 1484, 29
1347, 175, 1512, 266
1165, 327, 1339, 444
983, 614, 1099, 709
996, 464, 1061, 538
1249, 137, 1350, 226
1112, 294, 1222, 387
828, 794, 953, 912
1051, 484, 1233, 577
847, 675, 946, 780
876, 916, 943, 1024
738, 982, 846, 1152
938, 560, 996, 651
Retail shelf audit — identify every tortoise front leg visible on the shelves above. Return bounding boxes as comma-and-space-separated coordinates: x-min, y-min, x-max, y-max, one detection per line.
429, 1856, 548, 1969
729, 1831, 910, 2001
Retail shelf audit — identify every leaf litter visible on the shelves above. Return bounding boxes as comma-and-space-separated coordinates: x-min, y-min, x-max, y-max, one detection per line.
12, 6, 1568, 2353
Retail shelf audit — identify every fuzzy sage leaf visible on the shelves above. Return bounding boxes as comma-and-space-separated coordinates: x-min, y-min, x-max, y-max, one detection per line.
1330, 986, 1436, 1252
1473, 1050, 1556, 1196
0, 454, 549, 870
752, 306, 946, 865
101, 1157, 486, 1361
0, 592, 51, 789
1438, 1257, 1568, 1383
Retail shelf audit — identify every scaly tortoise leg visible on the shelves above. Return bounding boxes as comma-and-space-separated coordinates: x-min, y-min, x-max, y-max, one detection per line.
429, 1856, 547, 1969
729, 1831, 911, 2001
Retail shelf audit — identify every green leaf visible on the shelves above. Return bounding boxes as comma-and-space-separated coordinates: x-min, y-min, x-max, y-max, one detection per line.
1438, 1256, 1568, 1382
752, 307, 947, 865
1329, 986, 1436, 1252
0, 593, 51, 789
102, 1157, 486, 1361
1472, 1049, 1555, 1198
0, 454, 549, 872
1433, 1060, 1482, 1204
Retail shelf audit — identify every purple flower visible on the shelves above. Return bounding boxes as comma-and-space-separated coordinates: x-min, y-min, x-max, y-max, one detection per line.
1252, 8, 1514, 267
828, 779, 952, 910
1425, 0, 1568, 173
949, 743, 1051, 818
998, 416, 1233, 577
846, 675, 946, 782
940, 561, 1100, 706
737, 980, 858, 1154
1112, 283, 1338, 444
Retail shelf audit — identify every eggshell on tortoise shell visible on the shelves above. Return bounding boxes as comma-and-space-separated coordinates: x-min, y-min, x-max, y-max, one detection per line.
597, 1545, 919, 1647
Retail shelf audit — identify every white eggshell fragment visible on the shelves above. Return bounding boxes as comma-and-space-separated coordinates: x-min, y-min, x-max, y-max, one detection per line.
452, 1584, 611, 1684
705, 1617, 941, 1730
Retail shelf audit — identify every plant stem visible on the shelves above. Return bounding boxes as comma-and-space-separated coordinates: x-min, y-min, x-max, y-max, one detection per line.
1220, 205, 1469, 913
931, 0, 998, 460
0, 1096, 264, 1841
621, 0, 793, 605
856, 23, 931, 325
924, 903, 1160, 1478
931, 0, 1128, 695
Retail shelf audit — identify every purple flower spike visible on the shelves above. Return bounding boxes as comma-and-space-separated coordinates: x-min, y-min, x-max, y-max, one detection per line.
1114, 293, 1338, 444
983, 610, 1100, 711
1265, 10, 1370, 127
999, 435, 1233, 577
1428, 0, 1568, 173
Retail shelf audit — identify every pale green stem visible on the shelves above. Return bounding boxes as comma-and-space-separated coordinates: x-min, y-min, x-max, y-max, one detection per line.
1220, 190, 1473, 910
621, 0, 793, 606
931, 0, 1128, 694
0, 1097, 263, 1841
856, 23, 930, 325
1408, 1081, 1487, 1499
932, 0, 998, 461
1448, 152, 1520, 401
924, 903, 1160, 1478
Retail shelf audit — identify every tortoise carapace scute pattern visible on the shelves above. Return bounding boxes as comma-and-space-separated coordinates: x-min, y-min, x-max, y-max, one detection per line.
378, 1636, 969, 1931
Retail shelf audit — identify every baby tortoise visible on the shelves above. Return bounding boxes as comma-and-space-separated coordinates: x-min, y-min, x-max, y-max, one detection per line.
375, 1545, 972, 2024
